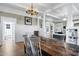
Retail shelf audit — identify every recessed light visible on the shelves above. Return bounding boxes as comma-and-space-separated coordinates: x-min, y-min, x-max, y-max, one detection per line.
63, 18, 66, 21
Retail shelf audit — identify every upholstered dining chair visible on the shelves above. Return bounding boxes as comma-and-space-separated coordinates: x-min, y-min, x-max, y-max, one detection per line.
23, 35, 42, 56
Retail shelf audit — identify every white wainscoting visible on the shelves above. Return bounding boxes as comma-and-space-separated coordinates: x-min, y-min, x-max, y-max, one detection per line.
15, 24, 39, 42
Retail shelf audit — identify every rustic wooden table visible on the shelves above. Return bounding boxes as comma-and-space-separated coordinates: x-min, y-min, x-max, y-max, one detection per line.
24, 37, 78, 56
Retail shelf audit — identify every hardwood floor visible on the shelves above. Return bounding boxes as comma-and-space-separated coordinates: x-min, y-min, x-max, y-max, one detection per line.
0, 42, 25, 56
0, 40, 78, 56
14, 42, 25, 56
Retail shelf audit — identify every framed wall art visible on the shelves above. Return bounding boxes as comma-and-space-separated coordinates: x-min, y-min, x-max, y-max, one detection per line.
24, 16, 32, 25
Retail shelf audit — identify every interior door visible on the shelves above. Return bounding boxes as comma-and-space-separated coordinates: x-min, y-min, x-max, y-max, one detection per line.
3, 22, 15, 45
1, 16, 16, 55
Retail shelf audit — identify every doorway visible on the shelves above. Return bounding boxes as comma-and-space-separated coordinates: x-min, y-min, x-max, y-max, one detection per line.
1, 16, 16, 55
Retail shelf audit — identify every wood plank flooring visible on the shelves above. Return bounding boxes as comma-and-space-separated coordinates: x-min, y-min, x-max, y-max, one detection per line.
0, 42, 25, 56
0, 40, 78, 56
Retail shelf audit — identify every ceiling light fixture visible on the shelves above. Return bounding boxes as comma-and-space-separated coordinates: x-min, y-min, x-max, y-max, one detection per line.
63, 18, 67, 21
26, 3, 38, 16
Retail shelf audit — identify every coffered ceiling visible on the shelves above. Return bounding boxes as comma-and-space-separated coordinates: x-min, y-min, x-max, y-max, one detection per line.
0, 3, 79, 21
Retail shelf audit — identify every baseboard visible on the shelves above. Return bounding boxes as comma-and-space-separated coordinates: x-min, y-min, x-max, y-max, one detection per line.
15, 41, 24, 43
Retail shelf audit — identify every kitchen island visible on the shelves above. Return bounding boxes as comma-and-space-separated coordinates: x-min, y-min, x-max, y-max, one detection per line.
53, 33, 66, 41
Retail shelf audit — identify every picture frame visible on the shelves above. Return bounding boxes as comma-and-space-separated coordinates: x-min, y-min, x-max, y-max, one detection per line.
6, 24, 10, 29
24, 16, 32, 25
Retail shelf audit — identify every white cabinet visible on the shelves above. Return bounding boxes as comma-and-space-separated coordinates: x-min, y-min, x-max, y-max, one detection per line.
66, 27, 78, 45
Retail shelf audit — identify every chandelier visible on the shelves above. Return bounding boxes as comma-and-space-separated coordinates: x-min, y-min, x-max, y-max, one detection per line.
26, 4, 38, 16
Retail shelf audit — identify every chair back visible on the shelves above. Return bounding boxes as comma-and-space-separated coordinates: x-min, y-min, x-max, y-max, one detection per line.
23, 35, 42, 56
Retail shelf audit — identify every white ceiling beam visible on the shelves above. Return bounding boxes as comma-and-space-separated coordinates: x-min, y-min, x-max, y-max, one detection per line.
10, 3, 60, 19
72, 4, 79, 20
53, 4, 65, 9
45, 4, 66, 13
37, 10, 60, 19
1, 3, 60, 19
73, 4, 79, 13
46, 13, 60, 19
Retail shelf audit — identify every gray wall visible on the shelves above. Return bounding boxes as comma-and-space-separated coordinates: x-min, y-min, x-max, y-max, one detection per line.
0, 12, 37, 25
0, 12, 38, 42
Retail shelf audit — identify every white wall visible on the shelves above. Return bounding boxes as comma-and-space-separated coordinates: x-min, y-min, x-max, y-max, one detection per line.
53, 21, 66, 33
54, 22, 63, 32
74, 24, 79, 45
0, 12, 38, 42
15, 24, 39, 42
45, 22, 51, 38
0, 16, 2, 45
0, 24, 2, 45
0, 12, 56, 42
40, 21, 54, 38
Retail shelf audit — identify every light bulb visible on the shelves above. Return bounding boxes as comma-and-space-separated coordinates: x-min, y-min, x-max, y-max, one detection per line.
63, 18, 66, 21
